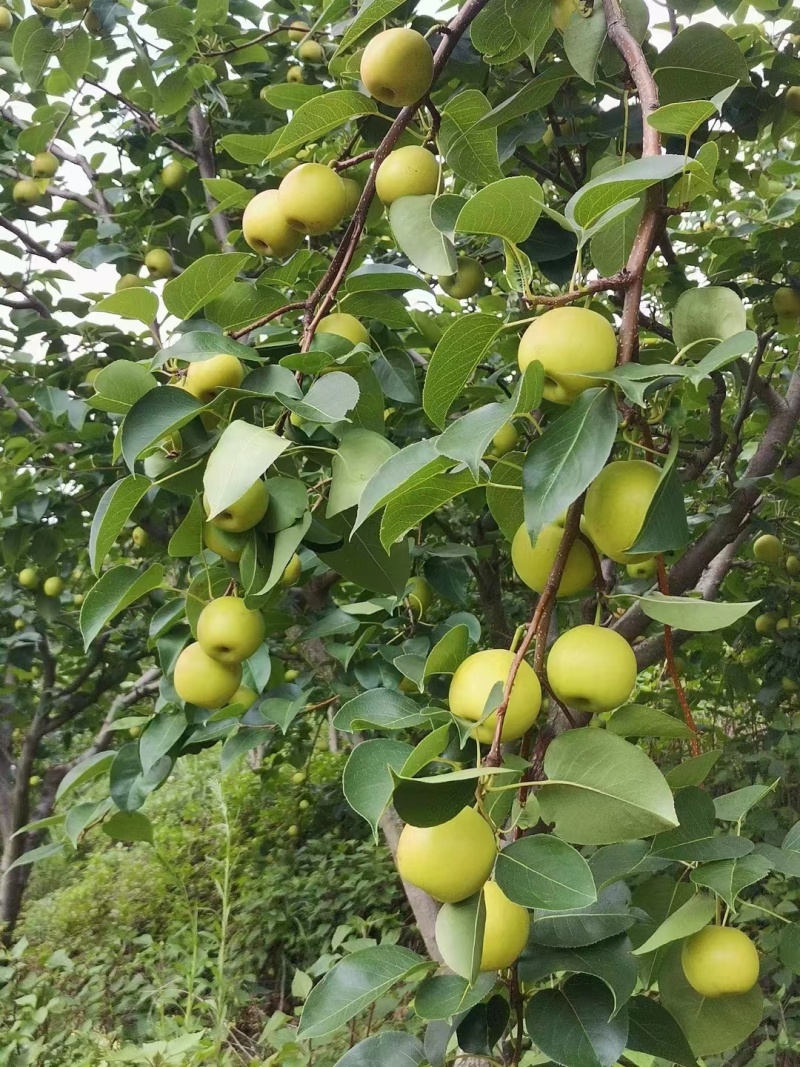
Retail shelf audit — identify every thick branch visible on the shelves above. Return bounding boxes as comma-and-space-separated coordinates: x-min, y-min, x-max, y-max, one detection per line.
0, 217, 63, 262
189, 105, 233, 251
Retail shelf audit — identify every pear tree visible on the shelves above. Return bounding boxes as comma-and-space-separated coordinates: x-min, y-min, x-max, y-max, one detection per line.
1, 0, 800, 1062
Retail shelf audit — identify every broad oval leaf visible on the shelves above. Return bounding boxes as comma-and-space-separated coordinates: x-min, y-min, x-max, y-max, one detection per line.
525, 974, 629, 1067
389, 195, 457, 277
456, 176, 543, 243
637, 592, 760, 631
495, 836, 597, 911
342, 739, 413, 842
163, 253, 254, 319
423, 314, 503, 430
80, 564, 164, 650
89, 475, 151, 575
203, 420, 290, 520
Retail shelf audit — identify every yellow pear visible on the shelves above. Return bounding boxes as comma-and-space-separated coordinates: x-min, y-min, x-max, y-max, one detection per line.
287, 20, 309, 41
316, 313, 369, 347
583, 460, 661, 564
360, 28, 434, 107
13, 179, 42, 207
173, 642, 242, 708
204, 480, 269, 533
18, 568, 39, 589
298, 39, 325, 63
341, 177, 362, 214
231, 685, 258, 710
681, 926, 759, 998
203, 521, 246, 563
479, 881, 530, 972
144, 248, 173, 279
197, 596, 265, 664
0, 7, 13, 30
517, 307, 617, 404
753, 533, 783, 564
397, 806, 496, 903
183, 354, 244, 402
546, 624, 637, 713
32, 151, 58, 178
489, 422, 519, 457
287, 65, 305, 83
161, 160, 188, 190
786, 555, 800, 577
449, 649, 541, 743
43, 576, 65, 597
511, 523, 595, 598
131, 526, 149, 548
375, 146, 439, 205
439, 257, 485, 300
278, 163, 347, 235
242, 189, 303, 257
626, 557, 657, 580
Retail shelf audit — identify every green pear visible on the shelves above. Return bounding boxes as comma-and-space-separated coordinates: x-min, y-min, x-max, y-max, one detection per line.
278, 163, 347, 235
479, 881, 530, 972
753, 533, 783, 564
18, 567, 39, 589
173, 642, 242, 708
161, 161, 187, 190
449, 649, 541, 743
286, 65, 305, 83
405, 575, 433, 618
375, 145, 438, 205
360, 27, 433, 107
203, 521, 247, 562
681, 926, 759, 999
518, 307, 617, 404
32, 151, 58, 178
116, 273, 143, 291
197, 596, 265, 664
397, 807, 496, 903
13, 179, 43, 207
297, 39, 325, 63
511, 523, 595, 598
489, 422, 519, 457
183, 354, 244, 402
204, 480, 269, 533
144, 248, 173, 279
0, 7, 13, 30
316, 313, 369, 347
547, 624, 638, 713
439, 257, 485, 300
242, 189, 303, 257
584, 460, 661, 564
281, 553, 303, 587
43, 576, 65, 597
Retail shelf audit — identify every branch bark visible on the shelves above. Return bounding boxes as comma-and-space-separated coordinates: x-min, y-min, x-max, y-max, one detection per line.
189, 105, 233, 252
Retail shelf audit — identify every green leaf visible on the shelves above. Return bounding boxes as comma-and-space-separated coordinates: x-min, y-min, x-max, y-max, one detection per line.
567, 155, 687, 231
269, 91, 378, 159
278, 372, 360, 425
5, 841, 64, 874
140, 711, 187, 775
13, 16, 58, 88
389, 195, 457, 277
55, 752, 115, 803
415, 973, 497, 1021
590, 195, 644, 277
628, 438, 690, 556
471, 0, 552, 66
685, 330, 757, 384
89, 362, 158, 416
652, 786, 754, 862
217, 132, 280, 164
523, 387, 618, 536
664, 750, 722, 790
322, 511, 410, 597
589, 841, 668, 891
58, 28, 91, 85
92, 288, 159, 325
101, 811, 154, 845
334, 690, 431, 733
456, 177, 543, 244
473, 68, 568, 130
203, 420, 289, 520
626, 997, 698, 1067
298, 945, 425, 1038
424, 624, 471, 679
658, 943, 762, 1057
80, 565, 164, 650
109, 743, 171, 813
779, 923, 800, 975
632, 892, 715, 956
637, 593, 760, 631
529, 882, 638, 949
563, 2, 612, 85
496, 836, 596, 911
342, 740, 413, 842
486, 451, 524, 541
168, 496, 204, 558
355, 440, 441, 530
690, 854, 773, 910
392, 768, 512, 829
380, 468, 478, 553
440, 90, 503, 185
606, 704, 692, 740
519, 935, 637, 1017
648, 100, 717, 137
163, 253, 254, 319
525, 975, 629, 1067
89, 475, 152, 575
655, 24, 750, 105
713, 782, 777, 823
332, 0, 406, 56
328, 429, 398, 518
332, 1033, 425, 1067
422, 314, 503, 430
537, 729, 678, 845
345, 264, 432, 294
435, 891, 485, 983
120, 386, 202, 470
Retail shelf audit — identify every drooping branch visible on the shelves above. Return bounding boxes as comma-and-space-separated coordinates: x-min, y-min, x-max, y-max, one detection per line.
84, 77, 193, 159
0, 217, 64, 262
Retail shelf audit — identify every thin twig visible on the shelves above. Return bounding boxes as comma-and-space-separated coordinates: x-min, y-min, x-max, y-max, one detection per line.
656, 556, 699, 756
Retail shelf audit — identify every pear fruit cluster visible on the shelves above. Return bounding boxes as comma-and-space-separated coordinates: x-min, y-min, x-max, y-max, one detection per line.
243, 163, 350, 255
12, 151, 59, 208
174, 595, 266, 708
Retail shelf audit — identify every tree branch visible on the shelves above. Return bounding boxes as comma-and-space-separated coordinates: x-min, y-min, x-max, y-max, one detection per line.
0, 217, 64, 262
189, 105, 233, 251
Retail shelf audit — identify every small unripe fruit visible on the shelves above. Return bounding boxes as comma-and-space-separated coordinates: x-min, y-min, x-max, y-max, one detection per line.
116, 273, 143, 291
43, 576, 65, 597
287, 20, 309, 41
73, 593, 84, 606
145, 248, 173, 279
281, 553, 303, 587
18, 568, 39, 589
489, 422, 519, 457
753, 533, 783, 564
287, 65, 304, 83
131, 526, 149, 548
360, 28, 433, 108
439, 257, 485, 300
0, 7, 13, 30
775, 617, 791, 633
754, 613, 776, 634
406, 575, 433, 618
14, 618, 25, 631
29, 775, 42, 787
32, 151, 58, 178
786, 555, 800, 577
299, 799, 310, 810
161, 161, 187, 190
298, 39, 325, 64
772, 288, 800, 318
291, 770, 307, 785
284, 668, 300, 682
287, 824, 300, 837
784, 85, 800, 116
13, 179, 42, 207
204, 480, 269, 533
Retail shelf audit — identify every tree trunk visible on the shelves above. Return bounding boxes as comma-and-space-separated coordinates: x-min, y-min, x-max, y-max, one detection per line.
380, 807, 442, 963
